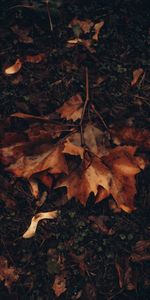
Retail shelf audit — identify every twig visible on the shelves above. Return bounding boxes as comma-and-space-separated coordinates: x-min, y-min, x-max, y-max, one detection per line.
80, 67, 89, 145
45, 0, 53, 32
91, 104, 110, 132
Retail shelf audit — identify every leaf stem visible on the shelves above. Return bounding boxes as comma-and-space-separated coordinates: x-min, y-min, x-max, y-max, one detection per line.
80, 67, 89, 145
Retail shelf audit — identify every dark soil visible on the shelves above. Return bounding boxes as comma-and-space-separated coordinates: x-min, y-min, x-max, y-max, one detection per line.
0, 1, 150, 299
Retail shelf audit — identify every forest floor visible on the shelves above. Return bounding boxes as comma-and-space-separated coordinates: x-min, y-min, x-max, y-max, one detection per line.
0, 1, 150, 299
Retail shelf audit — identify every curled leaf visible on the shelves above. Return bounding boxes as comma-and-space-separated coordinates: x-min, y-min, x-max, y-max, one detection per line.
92, 21, 104, 41
23, 210, 58, 238
4, 59, 22, 75
131, 68, 144, 86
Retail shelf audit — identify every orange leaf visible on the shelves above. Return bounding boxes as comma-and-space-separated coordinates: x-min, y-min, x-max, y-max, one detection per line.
63, 138, 84, 159
3, 144, 68, 178
69, 18, 94, 33
26, 53, 45, 63
131, 68, 144, 86
111, 126, 150, 150
4, 59, 22, 75
92, 21, 104, 41
57, 156, 112, 206
52, 274, 67, 297
57, 94, 83, 121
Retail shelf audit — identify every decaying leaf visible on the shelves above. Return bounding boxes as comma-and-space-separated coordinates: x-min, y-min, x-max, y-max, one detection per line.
92, 21, 104, 41
131, 68, 144, 86
11, 25, 33, 44
2, 144, 68, 179
11, 112, 50, 121
26, 53, 46, 63
4, 59, 22, 75
29, 178, 39, 198
52, 273, 67, 297
69, 18, 94, 34
23, 210, 58, 238
0, 256, 19, 289
57, 156, 112, 206
63, 123, 110, 158
63, 138, 84, 159
111, 126, 150, 150
4, 53, 46, 76
57, 146, 141, 211
57, 94, 83, 121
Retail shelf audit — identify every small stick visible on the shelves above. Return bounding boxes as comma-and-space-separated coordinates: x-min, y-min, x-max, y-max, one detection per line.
91, 104, 110, 132
45, 0, 53, 32
80, 67, 89, 145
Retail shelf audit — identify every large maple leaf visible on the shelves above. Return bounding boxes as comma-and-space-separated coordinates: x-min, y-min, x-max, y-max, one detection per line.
56, 146, 142, 211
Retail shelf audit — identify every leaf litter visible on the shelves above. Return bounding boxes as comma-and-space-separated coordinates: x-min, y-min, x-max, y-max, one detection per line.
0, 2, 150, 298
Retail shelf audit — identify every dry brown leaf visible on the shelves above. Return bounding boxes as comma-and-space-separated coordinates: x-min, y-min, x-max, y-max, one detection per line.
81, 39, 96, 53
56, 156, 112, 206
52, 274, 67, 297
111, 126, 150, 150
63, 123, 109, 158
63, 138, 84, 159
11, 112, 49, 121
4, 59, 22, 75
57, 146, 141, 211
23, 210, 58, 238
57, 94, 83, 121
29, 178, 39, 198
133, 240, 150, 253
102, 146, 141, 210
69, 17, 94, 33
5, 144, 68, 178
0, 256, 19, 289
11, 25, 33, 44
92, 21, 104, 41
131, 68, 144, 86
26, 53, 46, 63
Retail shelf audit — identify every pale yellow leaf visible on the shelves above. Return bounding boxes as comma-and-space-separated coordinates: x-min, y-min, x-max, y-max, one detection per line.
23, 210, 58, 238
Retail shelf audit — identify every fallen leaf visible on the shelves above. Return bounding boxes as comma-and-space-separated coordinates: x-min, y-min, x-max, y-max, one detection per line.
4, 59, 22, 75
57, 94, 83, 121
92, 21, 104, 41
0, 256, 19, 289
26, 53, 46, 63
29, 178, 39, 198
63, 138, 84, 159
63, 123, 110, 158
52, 273, 67, 297
11, 25, 33, 44
69, 18, 94, 34
6, 144, 68, 178
131, 68, 144, 86
11, 112, 49, 121
57, 156, 112, 206
133, 240, 150, 253
23, 210, 58, 238
57, 146, 142, 211
111, 126, 150, 150
67, 38, 82, 45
